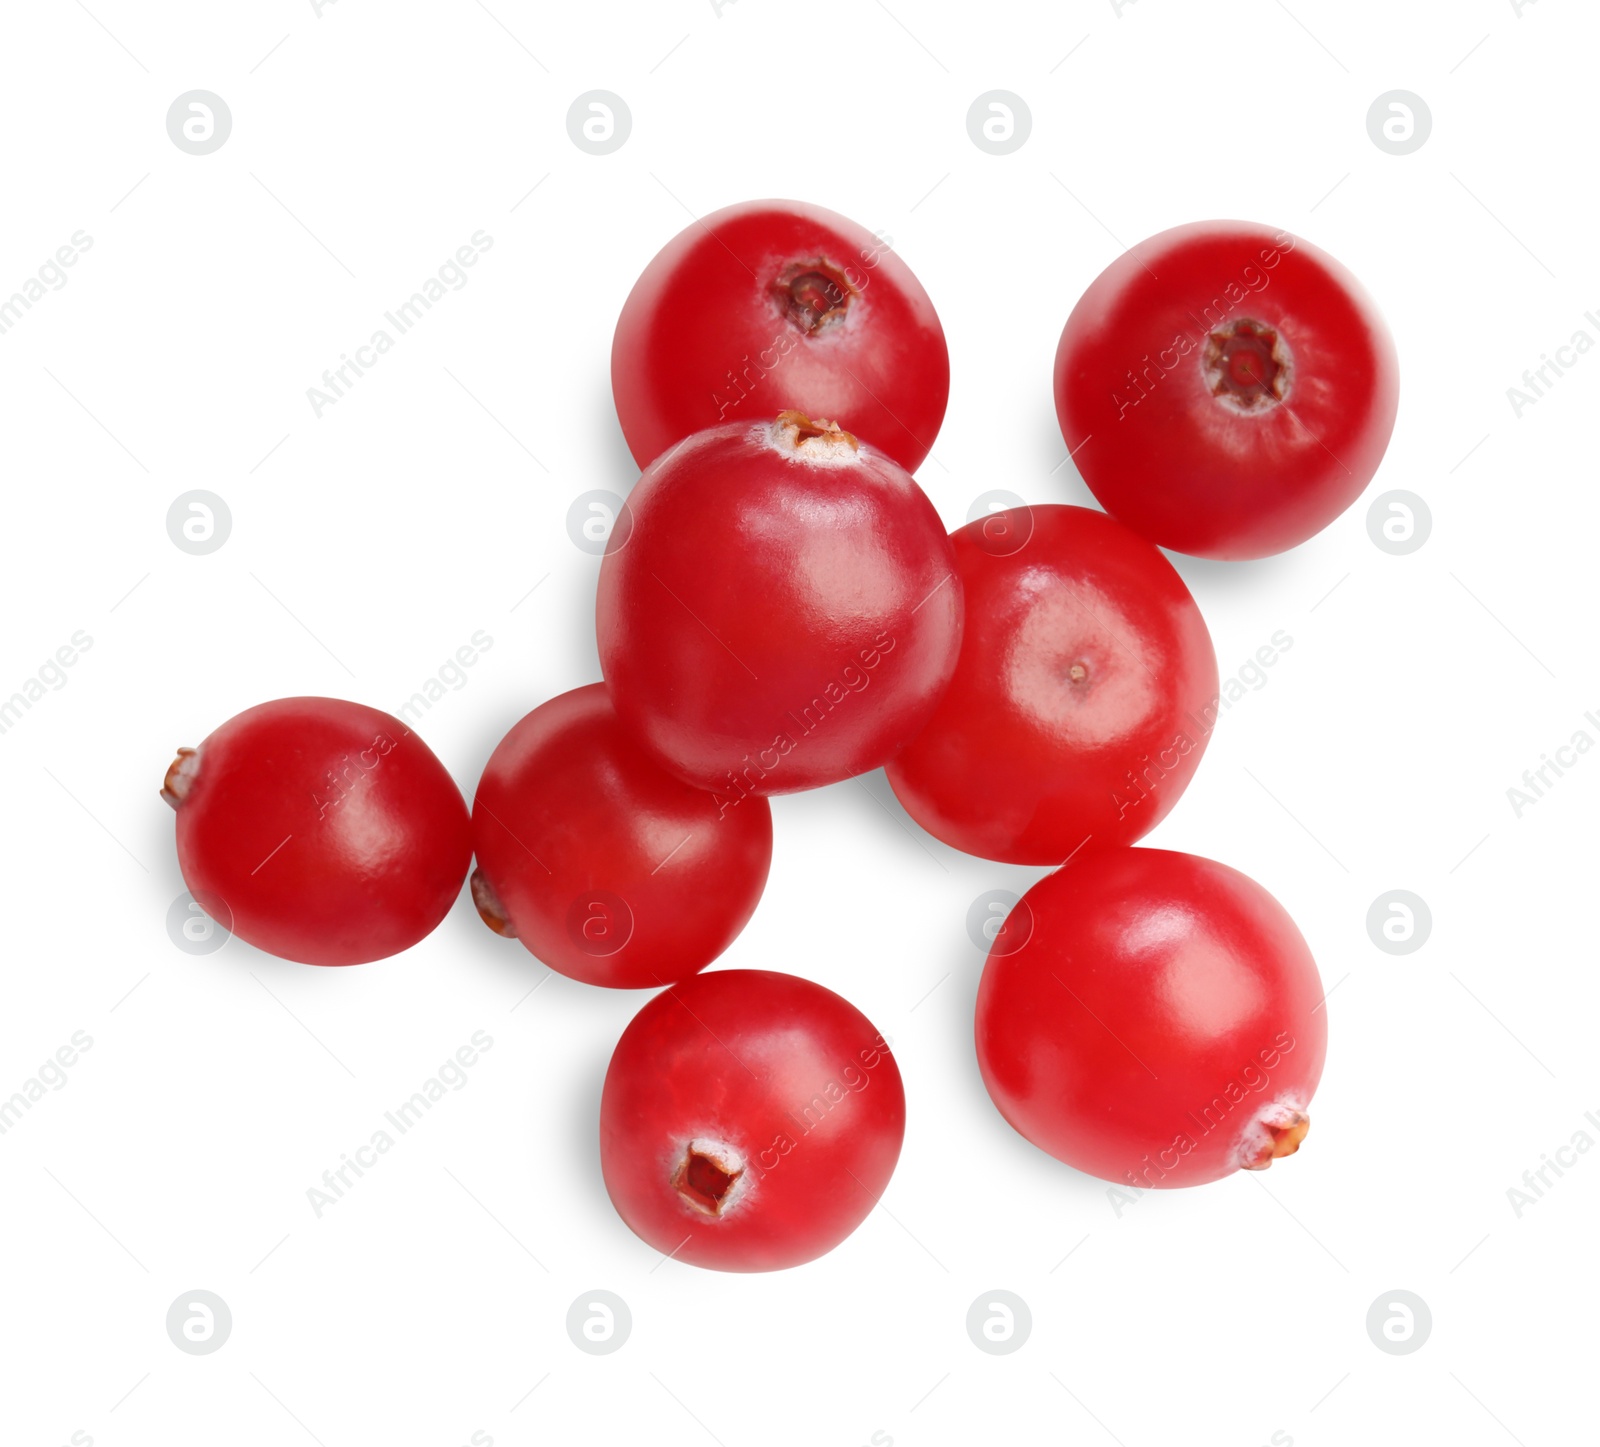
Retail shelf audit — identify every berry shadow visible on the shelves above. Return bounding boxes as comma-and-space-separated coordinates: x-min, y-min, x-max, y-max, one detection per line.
1034, 394, 1099, 512
590, 362, 642, 498
1161, 542, 1310, 603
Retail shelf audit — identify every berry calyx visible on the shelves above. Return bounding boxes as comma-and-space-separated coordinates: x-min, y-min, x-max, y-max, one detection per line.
470, 867, 516, 938
1202, 319, 1292, 413
161, 747, 200, 809
772, 409, 859, 456
673, 1138, 746, 1216
776, 261, 855, 334
1241, 1107, 1312, 1170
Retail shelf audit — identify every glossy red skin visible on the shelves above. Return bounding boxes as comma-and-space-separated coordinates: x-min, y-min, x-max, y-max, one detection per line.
600, 969, 905, 1272
1054, 220, 1400, 559
976, 849, 1327, 1188
887, 505, 1217, 864
470, 685, 772, 989
596, 418, 963, 795
172, 698, 470, 966
612, 200, 949, 473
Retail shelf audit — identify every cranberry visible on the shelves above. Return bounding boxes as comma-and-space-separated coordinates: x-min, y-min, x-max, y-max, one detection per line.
976, 848, 1327, 1187
887, 504, 1218, 863
1053, 220, 1399, 559
164, 698, 471, 966
600, 970, 905, 1271
612, 199, 950, 473
596, 411, 963, 796
469, 685, 772, 989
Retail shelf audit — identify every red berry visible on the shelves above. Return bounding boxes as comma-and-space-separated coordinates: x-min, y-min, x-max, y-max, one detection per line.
1053, 220, 1399, 559
596, 411, 963, 796
469, 684, 772, 989
887, 504, 1218, 864
612, 199, 949, 473
164, 698, 470, 966
600, 970, 905, 1272
975, 849, 1327, 1188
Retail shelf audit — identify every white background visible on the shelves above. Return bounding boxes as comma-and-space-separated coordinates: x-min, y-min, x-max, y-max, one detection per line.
1, 1, 1594, 1444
